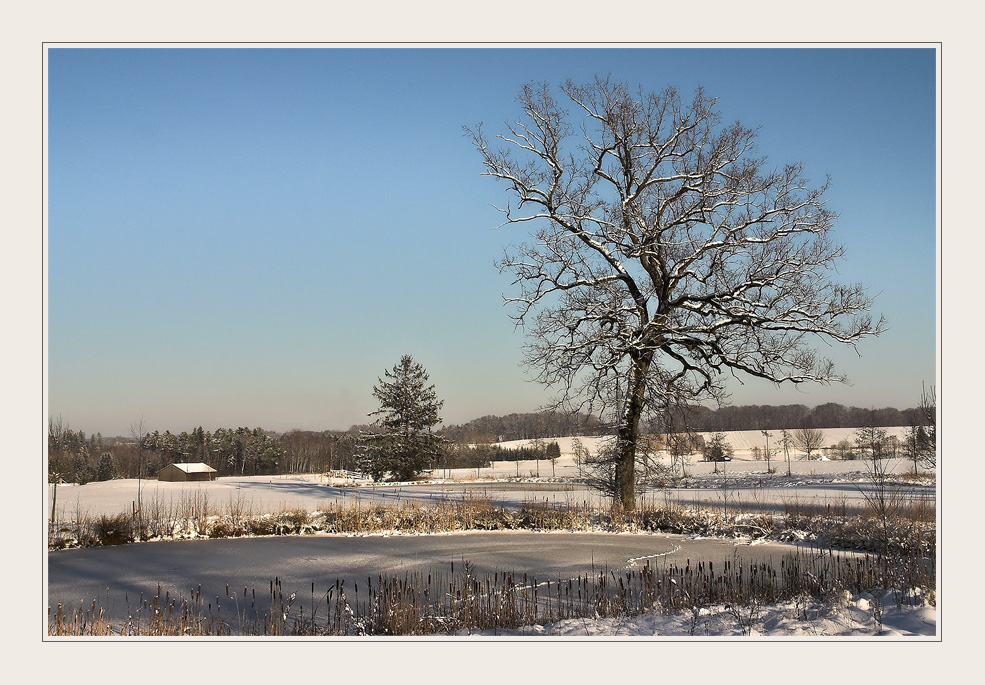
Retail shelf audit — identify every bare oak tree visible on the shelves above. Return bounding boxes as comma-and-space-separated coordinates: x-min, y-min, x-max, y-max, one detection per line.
794, 427, 826, 461
469, 78, 884, 509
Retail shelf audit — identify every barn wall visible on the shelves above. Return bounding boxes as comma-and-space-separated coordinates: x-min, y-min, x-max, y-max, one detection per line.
157, 466, 187, 482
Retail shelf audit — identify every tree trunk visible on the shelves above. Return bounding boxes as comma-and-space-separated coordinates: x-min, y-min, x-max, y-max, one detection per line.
614, 356, 651, 511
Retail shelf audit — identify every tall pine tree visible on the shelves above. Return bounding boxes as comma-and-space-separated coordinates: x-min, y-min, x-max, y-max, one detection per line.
358, 355, 444, 481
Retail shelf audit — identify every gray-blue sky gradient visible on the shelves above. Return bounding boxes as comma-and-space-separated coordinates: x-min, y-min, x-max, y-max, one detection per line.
46, 47, 938, 436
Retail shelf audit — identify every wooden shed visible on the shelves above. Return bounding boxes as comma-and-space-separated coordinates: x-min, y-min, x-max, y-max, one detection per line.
157, 462, 217, 482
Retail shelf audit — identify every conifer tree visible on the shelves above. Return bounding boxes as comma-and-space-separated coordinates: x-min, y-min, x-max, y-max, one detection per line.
358, 355, 444, 481
96, 452, 116, 481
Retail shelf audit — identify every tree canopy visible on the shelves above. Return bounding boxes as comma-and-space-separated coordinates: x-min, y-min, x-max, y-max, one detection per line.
469, 78, 884, 509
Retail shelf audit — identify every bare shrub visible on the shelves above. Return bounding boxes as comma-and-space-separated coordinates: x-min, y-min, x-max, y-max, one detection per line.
206, 517, 244, 539
246, 515, 278, 537
95, 512, 133, 546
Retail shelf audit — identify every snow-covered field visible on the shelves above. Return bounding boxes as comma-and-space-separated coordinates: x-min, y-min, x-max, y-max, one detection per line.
487, 426, 915, 474
49, 426, 931, 520
46, 428, 937, 639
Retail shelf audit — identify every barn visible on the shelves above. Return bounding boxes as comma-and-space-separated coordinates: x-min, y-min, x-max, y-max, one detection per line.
157, 462, 217, 482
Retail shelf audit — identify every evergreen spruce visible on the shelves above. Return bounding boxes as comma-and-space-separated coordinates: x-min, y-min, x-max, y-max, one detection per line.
72, 450, 94, 485
96, 452, 116, 481
358, 355, 444, 482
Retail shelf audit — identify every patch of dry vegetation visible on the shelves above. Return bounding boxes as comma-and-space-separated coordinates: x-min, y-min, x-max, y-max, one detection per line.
48, 488, 936, 558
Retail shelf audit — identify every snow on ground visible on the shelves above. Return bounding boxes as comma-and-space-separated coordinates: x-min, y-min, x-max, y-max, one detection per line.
460, 588, 936, 637
49, 427, 933, 521
453, 426, 924, 483
46, 428, 937, 638
494, 426, 912, 461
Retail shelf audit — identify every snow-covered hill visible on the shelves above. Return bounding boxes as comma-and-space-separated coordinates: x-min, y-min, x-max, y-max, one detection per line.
494, 426, 912, 461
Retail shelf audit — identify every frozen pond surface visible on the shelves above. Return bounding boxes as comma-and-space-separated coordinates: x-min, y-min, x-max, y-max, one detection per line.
47, 530, 820, 629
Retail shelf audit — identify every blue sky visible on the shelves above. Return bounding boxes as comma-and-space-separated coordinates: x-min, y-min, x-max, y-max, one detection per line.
45, 46, 938, 436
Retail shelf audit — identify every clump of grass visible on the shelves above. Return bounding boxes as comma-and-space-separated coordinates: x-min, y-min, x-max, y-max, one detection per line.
898, 472, 937, 485
274, 509, 313, 535
49, 600, 115, 636
94, 512, 134, 546
245, 515, 279, 537
783, 498, 859, 519
205, 517, 245, 539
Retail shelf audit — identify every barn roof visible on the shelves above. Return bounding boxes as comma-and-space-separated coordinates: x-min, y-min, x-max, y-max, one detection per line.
168, 462, 217, 473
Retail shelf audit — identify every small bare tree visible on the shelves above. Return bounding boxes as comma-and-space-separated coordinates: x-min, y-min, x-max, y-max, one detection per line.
918, 383, 937, 469
832, 438, 856, 461
665, 431, 695, 479
780, 429, 794, 476
529, 437, 551, 477
905, 424, 922, 475
858, 444, 907, 562
794, 427, 825, 461
129, 416, 148, 516
469, 79, 884, 509
855, 425, 888, 464
570, 437, 588, 468
761, 430, 774, 473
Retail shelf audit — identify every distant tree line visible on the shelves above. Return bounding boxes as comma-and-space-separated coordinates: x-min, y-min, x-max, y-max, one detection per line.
439, 411, 608, 444
438, 403, 929, 446
47, 418, 121, 485
139, 427, 284, 477
48, 396, 934, 483
646, 402, 929, 434
435, 440, 562, 474
47, 417, 363, 483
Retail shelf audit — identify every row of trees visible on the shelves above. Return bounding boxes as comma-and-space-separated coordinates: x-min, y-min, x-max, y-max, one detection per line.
139, 427, 283, 477
48, 402, 936, 486
48, 417, 130, 485
439, 412, 607, 444
354, 351, 938, 483
48, 419, 365, 483
436, 400, 931, 446
650, 402, 928, 433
